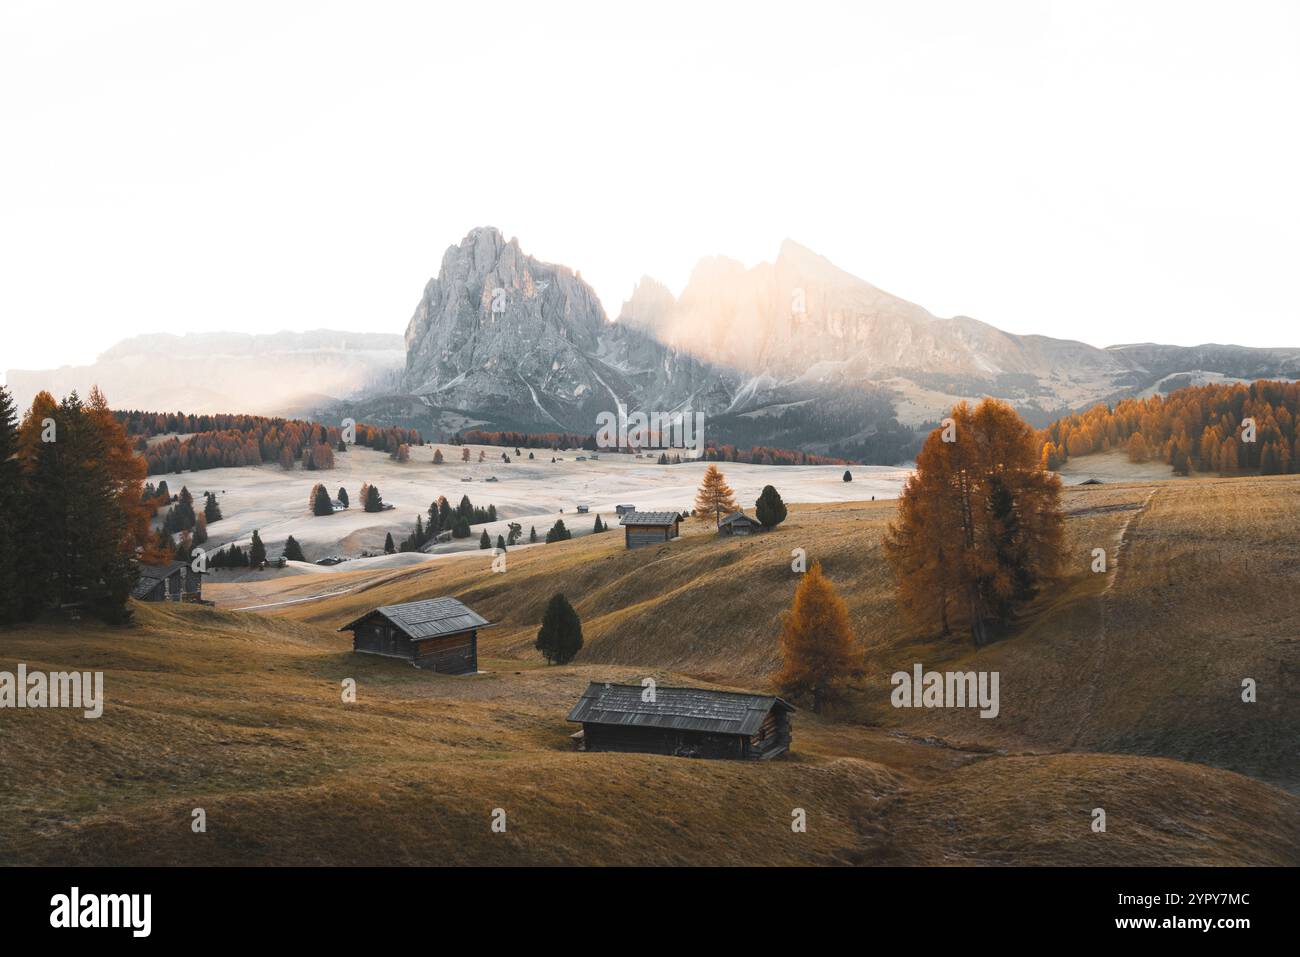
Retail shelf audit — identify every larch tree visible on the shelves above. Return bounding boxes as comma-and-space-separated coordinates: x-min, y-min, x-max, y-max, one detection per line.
773, 562, 857, 713
883, 398, 1064, 648
693, 463, 738, 526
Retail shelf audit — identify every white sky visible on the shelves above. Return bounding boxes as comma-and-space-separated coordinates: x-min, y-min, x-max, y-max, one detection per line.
2, 0, 1297, 380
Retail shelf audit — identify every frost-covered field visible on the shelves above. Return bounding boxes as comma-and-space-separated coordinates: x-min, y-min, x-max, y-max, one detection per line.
173, 443, 912, 566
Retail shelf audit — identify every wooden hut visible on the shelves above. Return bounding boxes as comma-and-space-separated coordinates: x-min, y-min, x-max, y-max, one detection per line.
618, 510, 681, 549
567, 682, 794, 760
718, 511, 763, 535
338, 597, 491, 674
132, 561, 202, 602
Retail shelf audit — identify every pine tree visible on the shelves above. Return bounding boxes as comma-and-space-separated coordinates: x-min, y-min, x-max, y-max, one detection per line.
496, 534, 506, 551
0, 387, 22, 624
249, 530, 266, 567
842, 469, 853, 482
364, 485, 383, 513
693, 464, 738, 526
755, 485, 787, 529
545, 519, 571, 543
479, 529, 491, 549
452, 515, 471, 539
774, 562, 856, 713
529, 526, 538, 543
312, 483, 334, 516
385, 533, 396, 554
204, 491, 223, 523
535, 592, 583, 664
593, 514, 605, 533
283, 535, 306, 562
336, 487, 349, 508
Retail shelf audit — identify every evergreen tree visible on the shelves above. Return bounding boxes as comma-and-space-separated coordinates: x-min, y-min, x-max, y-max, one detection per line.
545, 519, 571, 543
0, 386, 21, 624
755, 485, 788, 529
384, 532, 396, 554
452, 515, 471, 539
204, 490, 223, 523
364, 485, 383, 513
433, 448, 444, 464
249, 530, 267, 568
479, 529, 491, 549
842, 469, 853, 482
593, 514, 605, 533
535, 592, 583, 665
529, 525, 538, 543
496, 534, 506, 551
283, 535, 306, 562
312, 483, 334, 516
337, 486, 349, 508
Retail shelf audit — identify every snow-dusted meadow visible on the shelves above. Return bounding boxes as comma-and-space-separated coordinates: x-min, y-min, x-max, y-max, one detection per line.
170, 442, 913, 569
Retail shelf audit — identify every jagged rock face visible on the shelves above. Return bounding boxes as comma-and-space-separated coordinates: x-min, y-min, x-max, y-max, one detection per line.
402, 228, 735, 431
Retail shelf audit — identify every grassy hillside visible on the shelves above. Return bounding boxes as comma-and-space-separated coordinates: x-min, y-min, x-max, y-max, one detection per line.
2, 474, 1297, 865
277, 476, 1300, 790
1, 600, 1296, 866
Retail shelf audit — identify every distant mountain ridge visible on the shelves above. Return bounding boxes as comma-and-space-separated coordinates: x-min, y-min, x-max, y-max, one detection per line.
393, 228, 1299, 458
6, 329, 404, 417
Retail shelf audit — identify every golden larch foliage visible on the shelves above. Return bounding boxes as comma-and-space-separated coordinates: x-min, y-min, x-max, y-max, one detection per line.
773, 562, 858, 713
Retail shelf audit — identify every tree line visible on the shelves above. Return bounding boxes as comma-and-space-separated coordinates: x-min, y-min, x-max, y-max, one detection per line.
1039, 380, 1300, 476
1, 387, 161, 625
128, 410, 421, 475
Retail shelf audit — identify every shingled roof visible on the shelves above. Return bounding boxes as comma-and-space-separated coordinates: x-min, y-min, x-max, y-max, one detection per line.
618, 510, 680, 526
719, 510, 761, 527
338, 597, 492, 639
567, 682, 794, 735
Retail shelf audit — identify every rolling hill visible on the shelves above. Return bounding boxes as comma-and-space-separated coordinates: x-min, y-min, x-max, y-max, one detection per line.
2, 473, 1296, 865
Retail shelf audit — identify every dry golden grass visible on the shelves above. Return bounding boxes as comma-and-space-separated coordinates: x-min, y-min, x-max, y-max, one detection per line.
2, 475, 1297, 865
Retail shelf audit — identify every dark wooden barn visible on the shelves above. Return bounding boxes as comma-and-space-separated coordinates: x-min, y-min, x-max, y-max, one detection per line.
618, 510, 681, 549
567, 682, 794, 760
718, 510, 763, 535
338, 597, 490, 674
132, 561, 203, 602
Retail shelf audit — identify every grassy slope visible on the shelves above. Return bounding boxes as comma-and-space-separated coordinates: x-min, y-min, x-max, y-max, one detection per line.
2, 476, 1298, 865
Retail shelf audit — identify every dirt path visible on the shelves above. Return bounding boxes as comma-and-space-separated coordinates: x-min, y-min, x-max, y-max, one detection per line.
1070, 486, 1160, 746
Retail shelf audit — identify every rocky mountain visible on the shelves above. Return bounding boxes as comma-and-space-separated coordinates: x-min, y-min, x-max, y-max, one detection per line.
388, 227, 1300, 462
619, 239, 1300, 427
401, 227, 735, 434
5, 330, 404, 417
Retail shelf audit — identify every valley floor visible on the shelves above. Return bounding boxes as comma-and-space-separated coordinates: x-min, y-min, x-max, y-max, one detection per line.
1, 475, 1297, 865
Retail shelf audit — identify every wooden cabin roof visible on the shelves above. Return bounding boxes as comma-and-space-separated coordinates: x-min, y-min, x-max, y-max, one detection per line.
618, 511, 680, 527
719, 510, 761, 527
567, 682, 794, 735
337, 597, 491, 638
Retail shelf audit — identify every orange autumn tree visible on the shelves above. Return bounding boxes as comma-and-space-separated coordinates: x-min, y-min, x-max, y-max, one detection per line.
883, 398, 1064, 648
87, 386, 162, 563
693, 463, 737, 526
773, 562, 857, 713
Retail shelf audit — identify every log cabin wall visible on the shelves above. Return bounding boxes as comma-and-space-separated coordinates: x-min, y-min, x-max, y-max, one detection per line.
583, 724, 749, 760
412, 629, 478, 675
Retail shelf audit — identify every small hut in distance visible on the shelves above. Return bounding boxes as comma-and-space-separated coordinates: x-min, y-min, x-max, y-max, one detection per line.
718, 510, 764, 536
339, 597, 491, 674
567, 682, 794, 760
618, 510, 681, 549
